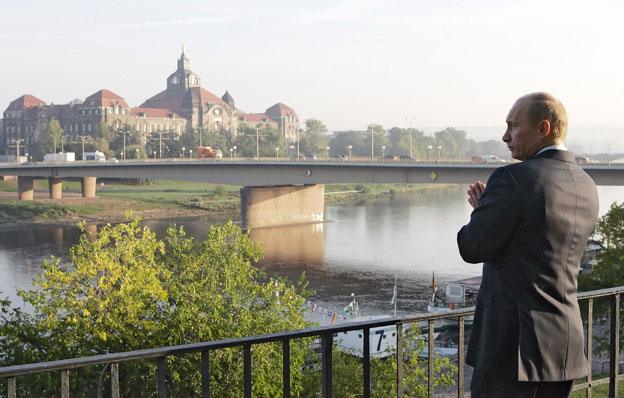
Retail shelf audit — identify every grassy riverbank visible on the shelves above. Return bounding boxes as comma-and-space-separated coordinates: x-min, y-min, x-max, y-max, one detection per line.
0, 179, 462, 224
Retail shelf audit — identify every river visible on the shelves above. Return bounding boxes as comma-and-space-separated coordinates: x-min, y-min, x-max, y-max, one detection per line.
1, 185, 622, 318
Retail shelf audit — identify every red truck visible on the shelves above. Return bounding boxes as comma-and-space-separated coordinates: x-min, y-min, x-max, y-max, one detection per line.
196, 146, 223, 159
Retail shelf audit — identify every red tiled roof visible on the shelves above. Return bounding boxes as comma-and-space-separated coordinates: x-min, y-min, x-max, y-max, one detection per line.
5, 94, 46, 111
239, 113, 272, 123
193, 87, 225, 106
140, 90, 183, 115
238, 113, 272, 123
84, 89, 129, 108
130, 107, 182, 119
265, 102, 297, 118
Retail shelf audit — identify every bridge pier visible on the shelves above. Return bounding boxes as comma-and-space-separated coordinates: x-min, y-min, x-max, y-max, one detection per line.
81, 177, 97, 198
48, 177, 63, 199
241, 184, 324, 228
17, 176, 34, 200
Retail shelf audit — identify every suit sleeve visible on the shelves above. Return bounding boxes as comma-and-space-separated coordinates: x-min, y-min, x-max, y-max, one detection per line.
457, 167, 520, 264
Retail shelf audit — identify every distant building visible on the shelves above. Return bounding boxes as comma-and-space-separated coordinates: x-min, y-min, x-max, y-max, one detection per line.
1, 46, 299, 155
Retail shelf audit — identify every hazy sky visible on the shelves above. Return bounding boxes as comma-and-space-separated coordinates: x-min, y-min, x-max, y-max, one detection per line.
1, 0, 623, 148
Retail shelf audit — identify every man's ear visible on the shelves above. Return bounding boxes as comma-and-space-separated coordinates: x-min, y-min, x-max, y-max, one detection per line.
539, 120, 552, 137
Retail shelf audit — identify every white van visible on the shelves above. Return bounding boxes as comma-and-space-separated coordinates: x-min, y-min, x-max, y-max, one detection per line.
83, 151, 106, 161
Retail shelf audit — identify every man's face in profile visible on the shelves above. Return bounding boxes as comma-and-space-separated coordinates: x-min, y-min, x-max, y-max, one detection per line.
502, 100, 544, 161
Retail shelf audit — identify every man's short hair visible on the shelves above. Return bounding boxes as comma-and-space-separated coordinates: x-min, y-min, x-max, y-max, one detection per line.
519, 92, 568, 141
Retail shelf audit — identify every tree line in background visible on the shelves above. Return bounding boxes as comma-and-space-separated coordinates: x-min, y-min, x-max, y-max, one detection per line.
31, 117, 508, 161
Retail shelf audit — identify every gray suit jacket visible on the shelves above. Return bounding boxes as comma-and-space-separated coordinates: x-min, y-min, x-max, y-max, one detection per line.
457, 149, 598, 381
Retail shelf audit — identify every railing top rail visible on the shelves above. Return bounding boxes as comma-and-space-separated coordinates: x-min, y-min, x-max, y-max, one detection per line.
1, 285, 622, 378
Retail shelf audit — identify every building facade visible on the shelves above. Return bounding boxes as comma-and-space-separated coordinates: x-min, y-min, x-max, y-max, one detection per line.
1, 47, 299, 156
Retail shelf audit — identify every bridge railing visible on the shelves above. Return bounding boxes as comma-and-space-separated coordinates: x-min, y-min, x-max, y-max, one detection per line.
1, 286, 623, 398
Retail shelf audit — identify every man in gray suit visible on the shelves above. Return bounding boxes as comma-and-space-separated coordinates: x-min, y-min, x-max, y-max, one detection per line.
457, 92, 599, 397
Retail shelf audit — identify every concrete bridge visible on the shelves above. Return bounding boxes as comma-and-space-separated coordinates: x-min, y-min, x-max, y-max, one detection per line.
1, 159, 623, 227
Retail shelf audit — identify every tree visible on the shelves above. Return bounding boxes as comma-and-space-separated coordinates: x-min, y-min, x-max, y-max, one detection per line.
580, 202, 624, 291
328, 326, 456, 397
299, 119, 328, 158
34, 118, 64, 160
578, 202, 624, 354
0, 219, 312, 396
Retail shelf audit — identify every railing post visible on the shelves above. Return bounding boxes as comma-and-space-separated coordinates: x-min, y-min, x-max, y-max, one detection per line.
61, 369, 70, 398
244, 344, 252, 398
458, 316, 465, 398
363, 327, 371, 398
322, 332, 333, 398
201, 350, 210, 398
610, 294, 620, 398
157, 356, 167, 398
282, 339, 291, 398
396, 323, 404, 398
7, 377, 16, 398
111, 362, 120, 398
587, 298, 593, 398
428, 319, 435, 398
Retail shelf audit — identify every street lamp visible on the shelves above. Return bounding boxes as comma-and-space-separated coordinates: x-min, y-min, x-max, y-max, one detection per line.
427, 145, 433, 163
275, 147, 280, 160
370, 123, 374, 161
76, 135, 90, 161
9, 139, 24, 162
118, 129, 130, 160
326, 146, 330, 159
189, 149, 193, 159
437, 145, 442, 163
233, 145, 237, 158
229, 148, 233, 159
290, 144, 295, 158
347, 144, 353, 161
135, 148, 140, 159
153, 150, 156, 159
182, 147, 186, 159
381, 145, 386, 160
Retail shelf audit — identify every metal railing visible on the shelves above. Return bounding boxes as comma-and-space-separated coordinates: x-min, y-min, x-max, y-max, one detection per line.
1, 286, 623, 398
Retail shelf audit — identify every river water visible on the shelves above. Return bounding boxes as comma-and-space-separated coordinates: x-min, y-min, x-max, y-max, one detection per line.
1, 185, 622, 318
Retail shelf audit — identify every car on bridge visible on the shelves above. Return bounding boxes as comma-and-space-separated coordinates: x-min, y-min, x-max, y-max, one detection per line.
472, 155, 506, 164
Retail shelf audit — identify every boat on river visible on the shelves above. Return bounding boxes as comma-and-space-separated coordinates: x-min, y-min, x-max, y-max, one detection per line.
427, 274, 480, 325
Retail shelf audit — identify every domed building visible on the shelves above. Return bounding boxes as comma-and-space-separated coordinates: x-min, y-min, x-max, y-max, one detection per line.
1, 46, 299, 156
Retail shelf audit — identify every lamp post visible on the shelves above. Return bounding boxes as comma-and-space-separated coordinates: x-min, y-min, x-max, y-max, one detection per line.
370, 123, 374, 161
76, 135, 90, 161
119, 130, 131, 160
10, 139, 24, 162
182, 147, 186, 159
255, 126, 260, 159
381, 145, 386, 160
189, 149, 193, 159
326, 146, 330, 159
233, 145, 237, 159
135, 148, 140, 160
153, 150, 156, 159
296, 123, 301, 160
290, 144, 295, 158
229, 148, 233, 159
437, 145, 442, 163
275, 147, 280, 160
347, 144, 353, 161
427, 145, 433, 163
60, 135, 66, 153
151, 131, 168, 158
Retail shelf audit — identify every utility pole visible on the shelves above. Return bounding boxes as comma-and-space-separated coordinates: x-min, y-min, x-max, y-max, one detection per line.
151, 131, 168, 158
370, 123, 374, 161
9, 139, 24, 162
76, 135, 90, 160
255, 126, 260, 158
118, 130, 130, 160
